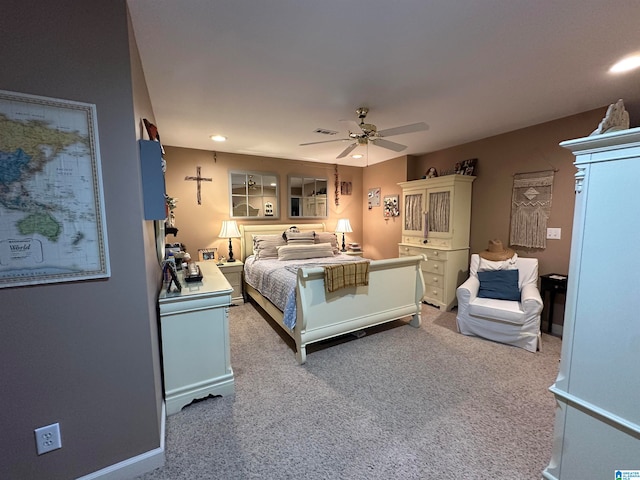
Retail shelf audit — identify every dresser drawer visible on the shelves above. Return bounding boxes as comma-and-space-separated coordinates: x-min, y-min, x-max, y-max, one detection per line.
424, 285, 444, 304
423, 273, 444, 288
422, 259, 445, 275
398, 244, 448, 260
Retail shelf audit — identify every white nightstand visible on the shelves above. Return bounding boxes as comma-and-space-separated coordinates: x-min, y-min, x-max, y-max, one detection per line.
216, 260, 244, 304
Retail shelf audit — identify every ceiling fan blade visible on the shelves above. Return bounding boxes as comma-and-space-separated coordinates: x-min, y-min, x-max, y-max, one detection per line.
299, 138, 351, 146
377, 122, 429, 137
371, 138, 407, 152
340, 119, 364, 134
336, 142, 358, 159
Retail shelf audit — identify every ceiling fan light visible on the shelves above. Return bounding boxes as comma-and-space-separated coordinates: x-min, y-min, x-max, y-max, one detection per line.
352, 154, 363, 159
210, 135, 227, 142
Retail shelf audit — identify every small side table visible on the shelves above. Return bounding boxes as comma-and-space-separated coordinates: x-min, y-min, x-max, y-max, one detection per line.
216, 260, 244, 305
540, 273, 568, 334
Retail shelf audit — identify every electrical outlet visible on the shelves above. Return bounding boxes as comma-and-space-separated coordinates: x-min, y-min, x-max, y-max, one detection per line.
35, 423, 62, 455
546, 227, 561, 240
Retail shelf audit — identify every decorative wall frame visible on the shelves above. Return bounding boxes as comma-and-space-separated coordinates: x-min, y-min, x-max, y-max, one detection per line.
383, 195, 400, 217
0, 89, 110, 288
198, 248, 217, 261
340, 181, 352, 195
368, 187, 381, 209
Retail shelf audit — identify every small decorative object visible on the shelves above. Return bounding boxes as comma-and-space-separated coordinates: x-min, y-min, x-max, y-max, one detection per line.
184, 166, 212, 205
340, 181, 352, 195
335, 218, 353, 252
218, 220, 241, 262
163, 260, 181, 292
143, 118, 165, 155
265, 201, 274, 216
426, 167, 438, 178
368, 187, 381, 209
383, 195, 400, 217
198, 248, 217, 261
334, 164, 340, 206
165, 195, 178, 227
590, 99, 630, 136
461, 158, 477, 176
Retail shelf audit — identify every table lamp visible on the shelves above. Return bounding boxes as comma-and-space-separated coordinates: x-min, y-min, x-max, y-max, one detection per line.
218, 220, 241, 262
335, 218, 353, 252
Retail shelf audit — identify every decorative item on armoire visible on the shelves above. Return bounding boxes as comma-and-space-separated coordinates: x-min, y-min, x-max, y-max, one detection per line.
425, 167, 438, 178
509, 170, 555, 249
590, 98, 629, 136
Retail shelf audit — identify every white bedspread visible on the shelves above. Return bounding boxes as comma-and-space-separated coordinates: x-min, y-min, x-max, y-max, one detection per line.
244, 254, 366, 329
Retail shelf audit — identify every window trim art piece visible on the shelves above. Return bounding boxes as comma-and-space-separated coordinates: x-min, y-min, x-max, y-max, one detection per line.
0, 89, 110, 288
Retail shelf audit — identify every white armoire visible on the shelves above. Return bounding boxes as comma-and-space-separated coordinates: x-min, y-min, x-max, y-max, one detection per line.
398, 174, 474, 310
543, 128, 640, 479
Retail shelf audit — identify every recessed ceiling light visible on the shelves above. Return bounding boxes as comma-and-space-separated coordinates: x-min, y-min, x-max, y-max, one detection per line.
210, 135, 227, 142
352, 154, 363, 159
610, 54, 640, 73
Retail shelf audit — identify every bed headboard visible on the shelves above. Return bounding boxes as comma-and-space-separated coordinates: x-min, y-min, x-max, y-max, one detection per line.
239, 223, 326, 262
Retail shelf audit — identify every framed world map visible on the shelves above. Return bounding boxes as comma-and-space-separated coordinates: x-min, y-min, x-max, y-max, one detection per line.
0, 90, 110, 288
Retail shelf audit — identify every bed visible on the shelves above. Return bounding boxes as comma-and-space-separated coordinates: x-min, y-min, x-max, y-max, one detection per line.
240, 223, 426, 364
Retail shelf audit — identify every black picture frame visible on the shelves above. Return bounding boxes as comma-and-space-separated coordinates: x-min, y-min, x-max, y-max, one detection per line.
163, 260, 182, 292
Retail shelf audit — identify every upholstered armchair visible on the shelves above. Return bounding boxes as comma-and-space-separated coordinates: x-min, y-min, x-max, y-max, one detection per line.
456, 254, 543, 352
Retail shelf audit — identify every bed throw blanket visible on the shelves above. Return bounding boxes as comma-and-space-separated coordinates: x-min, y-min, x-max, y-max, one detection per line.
324, 261, 370, 293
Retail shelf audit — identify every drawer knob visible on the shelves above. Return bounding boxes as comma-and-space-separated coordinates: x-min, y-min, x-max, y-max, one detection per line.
433, 264, 438, 269
433, 277, 438, 283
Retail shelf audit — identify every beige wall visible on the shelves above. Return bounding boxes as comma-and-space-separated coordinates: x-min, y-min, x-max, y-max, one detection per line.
410, 108, 607, 276
362, 155, 410, 259
1, 2, 163, 478
163, 147, 363, 259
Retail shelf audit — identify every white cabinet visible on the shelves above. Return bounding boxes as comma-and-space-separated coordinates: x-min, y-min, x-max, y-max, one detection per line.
158, 262, 234, 415
303, 194, 327, 217
543, 128, 640, 479
398, 175, 474, 310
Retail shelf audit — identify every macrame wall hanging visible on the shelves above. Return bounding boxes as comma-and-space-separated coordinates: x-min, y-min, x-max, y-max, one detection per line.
509, 170, 555, 249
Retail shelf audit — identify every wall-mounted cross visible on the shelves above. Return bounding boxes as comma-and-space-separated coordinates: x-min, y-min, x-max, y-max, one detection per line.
184, 166, 212, 205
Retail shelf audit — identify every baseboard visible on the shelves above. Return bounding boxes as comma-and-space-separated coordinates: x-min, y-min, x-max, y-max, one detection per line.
77, 402, 166, 480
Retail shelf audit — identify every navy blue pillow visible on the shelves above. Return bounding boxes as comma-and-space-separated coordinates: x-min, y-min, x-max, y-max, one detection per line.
477, 269, 520, 301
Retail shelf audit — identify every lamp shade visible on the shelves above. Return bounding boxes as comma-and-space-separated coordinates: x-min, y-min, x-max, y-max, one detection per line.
218, 220, 241, 238
335, 218, 353, 233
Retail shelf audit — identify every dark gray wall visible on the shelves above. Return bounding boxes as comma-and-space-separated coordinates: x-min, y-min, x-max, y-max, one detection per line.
0, 1, 162, 478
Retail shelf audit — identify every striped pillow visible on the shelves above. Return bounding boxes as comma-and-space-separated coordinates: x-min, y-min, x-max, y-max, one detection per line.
253, 234, 286, 259
284, 231, 315, 245
277, 243, 334, 261
315, 232, 339, 254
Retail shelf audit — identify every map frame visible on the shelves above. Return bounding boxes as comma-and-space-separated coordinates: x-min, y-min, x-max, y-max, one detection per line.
0, 90, 110, 288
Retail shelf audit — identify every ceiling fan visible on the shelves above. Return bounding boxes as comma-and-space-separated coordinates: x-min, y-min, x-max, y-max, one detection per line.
300, 107, 429, 159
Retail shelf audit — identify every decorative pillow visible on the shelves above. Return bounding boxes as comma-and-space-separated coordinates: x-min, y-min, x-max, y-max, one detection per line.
477, 254, 518, 272
277, 243, 334, 261
252, 234, 286, 259
315, 232, 340, 254
477, 269, 520, 301
284, 231, 315, 245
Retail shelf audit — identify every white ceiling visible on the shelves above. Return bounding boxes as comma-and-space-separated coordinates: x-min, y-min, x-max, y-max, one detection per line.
127, 1, 640, 167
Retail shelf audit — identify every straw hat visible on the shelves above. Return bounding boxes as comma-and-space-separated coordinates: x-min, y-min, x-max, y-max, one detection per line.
478, 239, 515, 261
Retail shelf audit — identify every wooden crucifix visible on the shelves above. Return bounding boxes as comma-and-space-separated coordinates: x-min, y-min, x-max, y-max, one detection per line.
184, 166, 212, 205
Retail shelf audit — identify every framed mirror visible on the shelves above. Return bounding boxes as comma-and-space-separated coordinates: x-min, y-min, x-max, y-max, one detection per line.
229, 171, 279, 219
289, 176, 328, 218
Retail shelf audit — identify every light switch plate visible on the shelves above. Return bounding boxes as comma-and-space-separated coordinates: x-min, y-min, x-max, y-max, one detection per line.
547, 227, 561, 240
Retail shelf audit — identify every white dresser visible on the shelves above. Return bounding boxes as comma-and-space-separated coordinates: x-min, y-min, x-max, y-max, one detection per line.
398, 174, 474, 310
158, 262, 234, 415
543, 128, 640, 479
